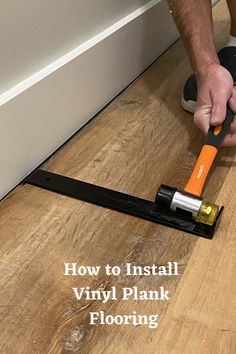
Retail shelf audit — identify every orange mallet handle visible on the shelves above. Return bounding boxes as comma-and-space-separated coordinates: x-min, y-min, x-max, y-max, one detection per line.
185, 105, 234, 197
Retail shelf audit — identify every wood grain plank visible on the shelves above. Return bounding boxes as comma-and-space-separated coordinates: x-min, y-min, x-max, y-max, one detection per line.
153, 156, 236, 354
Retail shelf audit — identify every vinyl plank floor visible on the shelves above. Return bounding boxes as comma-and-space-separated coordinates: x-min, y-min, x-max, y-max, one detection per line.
0, 1, 235, 353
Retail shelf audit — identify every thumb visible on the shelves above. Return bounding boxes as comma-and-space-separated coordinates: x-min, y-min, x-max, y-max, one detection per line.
194, 106, 211, 134
210, 92, 228, 126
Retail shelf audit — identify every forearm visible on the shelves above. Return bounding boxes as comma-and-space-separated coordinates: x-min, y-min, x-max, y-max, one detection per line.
168, 0, 219, 75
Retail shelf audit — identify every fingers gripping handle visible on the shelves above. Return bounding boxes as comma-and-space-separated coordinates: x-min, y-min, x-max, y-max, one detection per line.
184, 105, 234, 197
205, 104, 234, 148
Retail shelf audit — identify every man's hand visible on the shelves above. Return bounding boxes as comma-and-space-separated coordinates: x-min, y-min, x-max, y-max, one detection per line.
168, 0, 236, 146
194, 63, 236, 146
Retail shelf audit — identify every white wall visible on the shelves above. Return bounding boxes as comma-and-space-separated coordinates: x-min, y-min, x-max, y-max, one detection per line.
0, 0, 151, 94
0, 0, 220, 98
0, 0, 180, 200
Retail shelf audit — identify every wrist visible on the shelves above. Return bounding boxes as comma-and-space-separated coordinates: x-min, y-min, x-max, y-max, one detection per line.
195, 61, 220, 81
185, 34, 219, 76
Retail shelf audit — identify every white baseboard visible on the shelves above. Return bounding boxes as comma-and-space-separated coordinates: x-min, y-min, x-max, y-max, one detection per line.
0, 0, 179, 200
